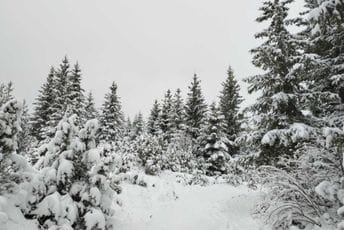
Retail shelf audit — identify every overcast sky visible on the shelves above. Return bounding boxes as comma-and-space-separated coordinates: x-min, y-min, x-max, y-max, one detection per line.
0, 0, 304, 118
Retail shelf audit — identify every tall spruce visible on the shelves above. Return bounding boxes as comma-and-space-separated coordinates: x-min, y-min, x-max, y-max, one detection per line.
100, 82, 124, 141
160, 89, 173, 140
170, 88, 185, 133
31, 67, 57, 141
50, 56, 71, 128
147, 100, 161, 136
67, 62, 85, 118
245, 0, 304, 165
184, 74, 207, 140
219, 66, 243, 140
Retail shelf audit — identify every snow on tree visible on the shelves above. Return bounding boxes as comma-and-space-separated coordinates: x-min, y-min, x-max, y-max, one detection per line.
200, 102, 231, 176
131, 112, 144, 139
299, 0, 344, 117
31, 67, 57, 142
50, 56, 71, 130
244, 0, 307, 165
219, 66, 243, 140
100, 82, 124, 142
160, 89, 173, 142
0, 100, 39, 229
184, 74, 207, 141
84, 91, 99, 121
170, 88, 185, 136
136, 133, 163, 175
30, 116, 116, 229
67, 63, 85, 120
0, 82, 14, 107
147, 99, 161, 136
17, 100, 32, 154
0, 100, 23, 194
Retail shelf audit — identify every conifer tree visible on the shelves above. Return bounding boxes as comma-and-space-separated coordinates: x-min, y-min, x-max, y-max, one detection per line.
245, 0, 305, 165
100, 82, 124, 142
300, 0, 344, 117
170, 88, 185, 133
31, 116, 116, 229
84, 91, 99, 121
0, 82, 14, 107
201, 102, 230, 175
132, 112, 144, 138
147, 100, 161, 136
184, 74, 207, 140
50, 56, 71, 128
219, 66, 243, 140
31, 67, 57, 141
160, 89, 173, 140
67, 62, 85, 119
18, 100, 32, 154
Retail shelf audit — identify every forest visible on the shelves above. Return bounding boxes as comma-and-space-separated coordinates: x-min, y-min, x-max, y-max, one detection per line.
0, 0, 344, 229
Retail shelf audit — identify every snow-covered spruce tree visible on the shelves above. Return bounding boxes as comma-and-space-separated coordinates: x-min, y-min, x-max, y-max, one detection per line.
67, 62, 85, 120
30, 67, 57, 142
299, 0, 344, 117
147, 99, 161, 136
0, 82, 14, 107
50, 56, 71, 130
170, 88, 185, 135
200, 102, 230, 176
31, 116, 116, 229
184, 74, 207, 142
100, 82, 124, 142
219, 66, 243, 141
244, 0, 307, 165
17, 101, 32, 154
136, 133, 163, 175
0, 100, 23, 194
131, 112, 144, 139
84, 91, 99, 121
160, 89, 173, 142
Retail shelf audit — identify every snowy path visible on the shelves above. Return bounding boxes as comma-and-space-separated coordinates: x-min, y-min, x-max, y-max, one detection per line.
113, 173, 262, 230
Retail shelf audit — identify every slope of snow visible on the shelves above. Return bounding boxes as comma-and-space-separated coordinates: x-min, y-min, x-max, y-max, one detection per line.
113, 172, 262, 230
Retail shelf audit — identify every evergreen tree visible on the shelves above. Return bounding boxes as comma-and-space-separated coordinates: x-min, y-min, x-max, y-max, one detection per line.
18, 100, 32, 154
132, 112, 144, 139
244, 0, 304, 165
170, 88, 185, 133
147, 100, 161, 136
201, 102, 230, 175
84, 91, 99, 121
31, 116, 116, 229
160, 89, 173, 140
30, 67, 57, 141
0, 100, 22, 194
184, 74, 207, 140
50, 56, 71, 129
100, 82, 124, 142
67, 62, 85, 118
219, 66, 243, 140
0, 82, 14, 107
299, 0, 344, 117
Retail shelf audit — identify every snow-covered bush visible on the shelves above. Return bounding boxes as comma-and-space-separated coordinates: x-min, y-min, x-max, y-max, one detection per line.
29, 116, 117, 229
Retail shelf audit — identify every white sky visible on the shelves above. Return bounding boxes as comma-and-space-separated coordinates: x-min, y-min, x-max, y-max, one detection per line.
0, 0, 304, 118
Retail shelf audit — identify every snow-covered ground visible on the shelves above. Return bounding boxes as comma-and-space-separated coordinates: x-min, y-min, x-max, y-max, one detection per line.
113, 172, 262, 230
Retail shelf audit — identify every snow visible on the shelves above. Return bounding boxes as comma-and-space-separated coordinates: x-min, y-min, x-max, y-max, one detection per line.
113, 171, 262, 230
84, 208, 106, 230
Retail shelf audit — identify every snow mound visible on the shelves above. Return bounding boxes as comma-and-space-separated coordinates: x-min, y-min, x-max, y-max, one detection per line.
113, 171, 262, 230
